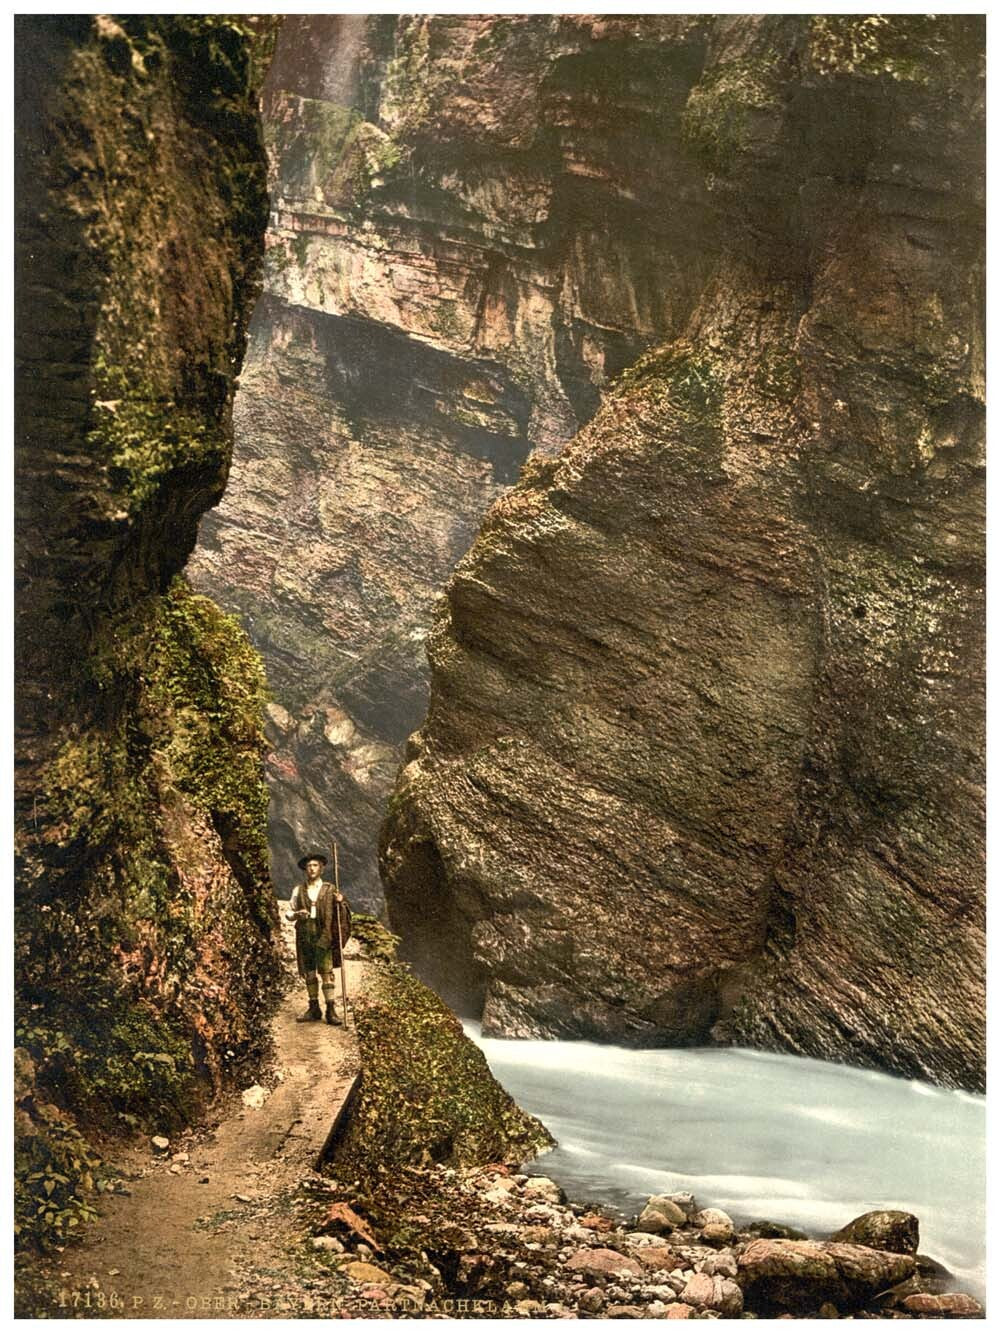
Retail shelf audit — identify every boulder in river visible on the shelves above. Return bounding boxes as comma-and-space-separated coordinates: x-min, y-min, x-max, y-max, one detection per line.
738, 1238, 915, 1315
830, 1208, 919, 1254
899, 1292, 984, 1318
522, 1176, 565, 1205
638, 1196, 687, 1233
693, 1206, 735, 1245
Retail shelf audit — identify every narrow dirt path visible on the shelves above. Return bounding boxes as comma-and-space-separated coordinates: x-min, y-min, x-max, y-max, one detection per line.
34, 924, 364, 1320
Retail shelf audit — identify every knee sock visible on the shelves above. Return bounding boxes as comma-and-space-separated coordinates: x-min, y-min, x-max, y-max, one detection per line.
321, 978, 336, 1006
306, 977, 319, 1001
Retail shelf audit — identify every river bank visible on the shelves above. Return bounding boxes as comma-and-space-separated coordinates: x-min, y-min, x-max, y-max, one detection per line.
16, 935, 985, 1321
228, 1158, 984, 1319
25, 1141, 982, 1320
468, 1029, 987, 1305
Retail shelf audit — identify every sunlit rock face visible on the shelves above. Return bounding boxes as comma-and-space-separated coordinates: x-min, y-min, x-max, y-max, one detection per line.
189, 15, 717, 908
380, 16, 985, 1091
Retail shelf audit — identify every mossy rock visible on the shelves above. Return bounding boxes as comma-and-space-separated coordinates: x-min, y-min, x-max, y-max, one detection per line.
15, 15, 280, 1259
350, 913, 402, 963
15, 578, 281, 1247
808, 15, 976, 85
330, 961, 552, 1183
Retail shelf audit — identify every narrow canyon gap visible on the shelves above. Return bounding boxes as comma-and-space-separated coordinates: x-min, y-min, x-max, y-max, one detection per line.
190, 16, 983, 1090
189, 15, 717, 908
13, 15, 546, 1278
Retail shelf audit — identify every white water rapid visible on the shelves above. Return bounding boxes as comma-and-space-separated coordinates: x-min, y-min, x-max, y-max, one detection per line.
467, 1028, 986, 1302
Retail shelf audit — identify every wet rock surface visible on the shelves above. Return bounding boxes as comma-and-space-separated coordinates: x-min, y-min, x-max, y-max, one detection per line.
380, 14, 985, 1090
831, 1210, 920, 1256
738, 1239, 916, 1316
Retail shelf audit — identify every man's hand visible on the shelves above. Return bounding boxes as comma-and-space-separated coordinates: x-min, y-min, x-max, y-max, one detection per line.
295, 909, 309, 920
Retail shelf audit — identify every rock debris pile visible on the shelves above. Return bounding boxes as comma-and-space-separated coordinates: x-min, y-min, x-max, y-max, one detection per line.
291, 1167, 983, 1320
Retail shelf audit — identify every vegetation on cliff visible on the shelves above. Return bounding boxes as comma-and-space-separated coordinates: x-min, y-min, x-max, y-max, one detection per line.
15, 578, 281, 1251
15, 16, 279, 1250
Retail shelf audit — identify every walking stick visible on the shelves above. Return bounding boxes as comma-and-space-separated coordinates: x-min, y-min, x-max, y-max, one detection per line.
332, 841, 350, 1027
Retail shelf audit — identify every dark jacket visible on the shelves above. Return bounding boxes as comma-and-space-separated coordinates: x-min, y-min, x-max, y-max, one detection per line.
290, 881, 352, 972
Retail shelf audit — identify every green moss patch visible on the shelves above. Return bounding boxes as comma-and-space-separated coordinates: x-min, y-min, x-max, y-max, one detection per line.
90, 386, 229, 517
330, 961, 552, 1185
145, 577, 273, 892
682, 57, 782, 173
350, 913, 402, 964
15, 577, 281, 1249
809, 15, 965, 84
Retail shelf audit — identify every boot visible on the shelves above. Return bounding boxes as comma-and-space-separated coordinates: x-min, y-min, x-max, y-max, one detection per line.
297, 999, 322, 1022
325, 1002, 342, 1026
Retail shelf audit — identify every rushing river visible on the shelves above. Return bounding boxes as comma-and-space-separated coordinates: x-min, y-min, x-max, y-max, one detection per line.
467, 1027, 986, 1302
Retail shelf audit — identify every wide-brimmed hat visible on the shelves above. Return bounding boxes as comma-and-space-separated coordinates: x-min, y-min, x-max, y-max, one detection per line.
297, 851, 328, 871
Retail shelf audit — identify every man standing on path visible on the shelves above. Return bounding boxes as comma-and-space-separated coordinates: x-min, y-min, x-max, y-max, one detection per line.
286, 852, 352, 1025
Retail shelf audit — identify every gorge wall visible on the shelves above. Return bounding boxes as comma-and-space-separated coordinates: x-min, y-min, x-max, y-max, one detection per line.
380, 15, 985, 1092
15, 16, 280, 1244
189, 15, 719, 907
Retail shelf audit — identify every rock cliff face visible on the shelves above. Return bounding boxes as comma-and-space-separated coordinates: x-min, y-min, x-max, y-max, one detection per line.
15, 16, 280, 1244
380, 16, 985, 1091
189, 16, 718, 907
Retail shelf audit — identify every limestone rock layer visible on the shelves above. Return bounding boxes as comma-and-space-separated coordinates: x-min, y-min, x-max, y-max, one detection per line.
189, 15, 717, 906
380, 16, 985, 1091
15, 16, 280, 1242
